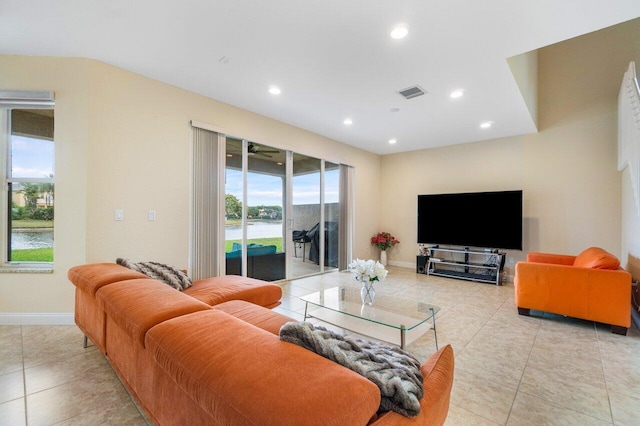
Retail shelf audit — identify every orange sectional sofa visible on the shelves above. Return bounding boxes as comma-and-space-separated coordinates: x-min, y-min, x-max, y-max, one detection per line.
68, 263, 283, 353
69, 263, 455, 425
514, 247, 632, 334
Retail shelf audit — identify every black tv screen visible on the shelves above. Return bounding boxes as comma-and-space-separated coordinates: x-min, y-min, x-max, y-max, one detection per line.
417, 190, 523, 250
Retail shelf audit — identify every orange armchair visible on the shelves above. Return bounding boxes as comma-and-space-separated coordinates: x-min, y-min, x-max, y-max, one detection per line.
514, 247, 631, 334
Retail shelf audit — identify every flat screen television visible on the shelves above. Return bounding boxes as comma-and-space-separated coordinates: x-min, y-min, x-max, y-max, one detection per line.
417, 190, 523, 250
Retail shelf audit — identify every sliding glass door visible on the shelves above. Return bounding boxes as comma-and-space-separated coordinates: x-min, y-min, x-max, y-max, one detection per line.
224, 137, 243, 276
224, 138, 286, 281
219, 136, 346, 281
324, 162, 340, 272
290, 153, 321, 278
246, 142, 285, 280
191, 125, 351, 281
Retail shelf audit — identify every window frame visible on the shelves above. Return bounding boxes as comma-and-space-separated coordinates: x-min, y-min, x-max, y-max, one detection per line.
0, 91, 55, 272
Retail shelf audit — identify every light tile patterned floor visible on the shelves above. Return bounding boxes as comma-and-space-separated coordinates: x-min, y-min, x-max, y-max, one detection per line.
1, 266, 639, 425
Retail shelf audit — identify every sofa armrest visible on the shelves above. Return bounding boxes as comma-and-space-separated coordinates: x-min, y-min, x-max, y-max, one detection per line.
526, 252, 576, 265
369, 345, 454, 425
515, 262, 631, 327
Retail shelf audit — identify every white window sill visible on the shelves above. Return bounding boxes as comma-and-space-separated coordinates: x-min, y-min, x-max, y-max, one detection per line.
0, 264, 54, 274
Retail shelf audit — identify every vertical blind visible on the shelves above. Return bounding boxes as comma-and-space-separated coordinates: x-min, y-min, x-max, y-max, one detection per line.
190, 125, 224, 280
338, 164, 354, 270
618, 62, 640, 215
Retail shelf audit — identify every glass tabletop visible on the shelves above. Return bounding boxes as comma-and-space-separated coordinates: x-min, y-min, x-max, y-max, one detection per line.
300, 286, 440, 331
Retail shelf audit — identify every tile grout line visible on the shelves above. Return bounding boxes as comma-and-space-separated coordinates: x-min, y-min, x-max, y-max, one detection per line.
503, 308, 541, 425
20, 325, 28, 426
513, 320, 616, 425
595, 323, 616, 425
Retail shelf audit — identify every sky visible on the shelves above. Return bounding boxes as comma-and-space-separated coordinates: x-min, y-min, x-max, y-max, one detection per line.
10, 135, 54, 178
226, 168, 339, 206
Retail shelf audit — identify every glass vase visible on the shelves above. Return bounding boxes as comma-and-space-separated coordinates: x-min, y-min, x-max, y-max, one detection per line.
360, 281, 376, 306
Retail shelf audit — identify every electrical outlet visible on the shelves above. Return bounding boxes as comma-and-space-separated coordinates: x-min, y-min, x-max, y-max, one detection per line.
508, 256, 515, 264
148, 210, 156, 221
115, 210, 124, 221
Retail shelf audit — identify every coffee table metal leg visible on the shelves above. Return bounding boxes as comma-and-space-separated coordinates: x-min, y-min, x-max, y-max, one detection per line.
430, 307, 438, 351
400, 325, 406, 349
303, 301, 309, 321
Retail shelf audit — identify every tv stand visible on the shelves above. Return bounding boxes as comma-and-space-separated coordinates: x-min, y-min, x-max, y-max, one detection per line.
426, 246, 505, 285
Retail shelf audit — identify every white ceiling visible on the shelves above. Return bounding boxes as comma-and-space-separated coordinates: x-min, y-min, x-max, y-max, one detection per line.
1, 1, 639, 155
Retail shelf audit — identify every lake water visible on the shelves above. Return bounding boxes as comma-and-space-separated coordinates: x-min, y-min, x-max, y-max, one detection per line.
12, 223, 283, 250
12, 230, 54, 250
226, 221, 283, 240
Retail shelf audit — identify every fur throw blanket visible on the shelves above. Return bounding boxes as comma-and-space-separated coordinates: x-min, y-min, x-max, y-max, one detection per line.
116, 258, 193, 291
279, 321, 423, 417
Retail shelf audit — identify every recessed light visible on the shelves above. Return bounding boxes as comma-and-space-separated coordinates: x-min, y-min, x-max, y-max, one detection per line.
480, 121, 493, 129
450, 90, 464, 98
388, 138, 397, 144
390, 108, 400, 113
219, 56, 231, 64
390, 26, 408, 40
268, 86, 281, 95
343, 118, 353, 125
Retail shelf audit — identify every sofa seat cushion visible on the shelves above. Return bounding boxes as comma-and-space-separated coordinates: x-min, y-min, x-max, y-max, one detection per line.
212, 300, 294, 335
145, 309, 380, 426
183, 275, 282, 308
573, 247, 621, 270
96, 279, 210, 347
68, 263, 147, 297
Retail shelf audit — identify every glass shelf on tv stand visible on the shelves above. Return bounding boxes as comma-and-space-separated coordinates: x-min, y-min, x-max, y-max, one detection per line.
427, 246, 504, 285
300, 286, 439, 350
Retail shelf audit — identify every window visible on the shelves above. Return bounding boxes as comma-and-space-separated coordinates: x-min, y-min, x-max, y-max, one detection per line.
0, 91, 55, 269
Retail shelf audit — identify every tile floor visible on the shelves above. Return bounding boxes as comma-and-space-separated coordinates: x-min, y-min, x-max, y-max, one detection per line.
2, 266, 640, 425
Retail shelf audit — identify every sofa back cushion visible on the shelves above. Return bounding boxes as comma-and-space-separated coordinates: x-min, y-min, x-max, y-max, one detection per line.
68, 263, 148, 297
573, 247, 620, 270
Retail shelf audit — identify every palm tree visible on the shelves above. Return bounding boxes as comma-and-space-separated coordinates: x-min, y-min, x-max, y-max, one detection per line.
20, 183, 41, 215
41, 174, 54, 206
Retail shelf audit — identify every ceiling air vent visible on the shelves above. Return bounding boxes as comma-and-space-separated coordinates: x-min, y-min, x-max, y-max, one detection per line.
397, 85, 426, 100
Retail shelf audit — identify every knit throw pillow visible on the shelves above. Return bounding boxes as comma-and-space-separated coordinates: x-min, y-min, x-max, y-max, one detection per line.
116, 258, 193, 291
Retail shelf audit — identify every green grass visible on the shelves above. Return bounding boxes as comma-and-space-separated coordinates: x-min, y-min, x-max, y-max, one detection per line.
10, 247, 53, 262
225, 237, 283, 252
11, 219, 53, 229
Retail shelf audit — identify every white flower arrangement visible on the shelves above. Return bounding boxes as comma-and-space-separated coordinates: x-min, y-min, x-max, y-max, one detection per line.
348, 258, 388, 283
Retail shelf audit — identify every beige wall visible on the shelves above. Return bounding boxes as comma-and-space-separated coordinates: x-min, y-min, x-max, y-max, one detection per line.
1, 55, 381, 319
85, 60, 381, 264
381, 18, 640, 280
0, 56, 89, 318
380, 136, 524, 277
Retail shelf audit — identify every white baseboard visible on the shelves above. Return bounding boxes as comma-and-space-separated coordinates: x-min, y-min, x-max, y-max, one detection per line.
0, 313, 74, 325
388, 260, 414, 269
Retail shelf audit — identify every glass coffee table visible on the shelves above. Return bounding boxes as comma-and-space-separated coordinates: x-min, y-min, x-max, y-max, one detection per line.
300, 286, 439, 350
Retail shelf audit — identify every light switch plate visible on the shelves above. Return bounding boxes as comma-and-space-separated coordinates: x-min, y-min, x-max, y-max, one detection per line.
148, 210, 156, 221
115, 210, 124, 221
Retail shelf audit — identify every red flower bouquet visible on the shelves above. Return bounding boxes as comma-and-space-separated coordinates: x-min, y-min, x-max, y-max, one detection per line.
371, 232, 399, 250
